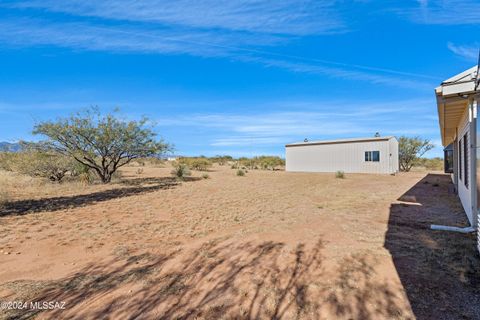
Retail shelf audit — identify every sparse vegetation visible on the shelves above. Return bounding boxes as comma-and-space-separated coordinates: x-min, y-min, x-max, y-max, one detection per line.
399, 136, 434, 172
0, 150, 75, 182
231, 156, 285, 171
236, 169, 245, 176
335, 171, 345, 179
0, 190, 8, 209
32, 107, 171, 183
210, 155, 233, 166
70, 162, 95, 185
0, 164, 477, 319
415, 157, 443, 171
171, 162, 191, 180
202, 173, 210, 179
179, 157, 212, 171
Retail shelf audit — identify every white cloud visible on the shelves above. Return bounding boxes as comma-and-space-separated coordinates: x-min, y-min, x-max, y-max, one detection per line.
244, 57, 435, 89
400, 0, 480, 25
447, 42, 479, 61
0, 18, 286, 57
2, 0, 344, 36
155, 98, 438, 147
0, 1, 440, 89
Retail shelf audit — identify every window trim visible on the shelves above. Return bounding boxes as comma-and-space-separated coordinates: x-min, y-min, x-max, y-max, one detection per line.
459, 138, 463, 181
464, 133, 468, 188
364, 151, 380, 162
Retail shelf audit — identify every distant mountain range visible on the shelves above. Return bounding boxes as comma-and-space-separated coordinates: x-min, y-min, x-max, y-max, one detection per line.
0, 142, 22, 152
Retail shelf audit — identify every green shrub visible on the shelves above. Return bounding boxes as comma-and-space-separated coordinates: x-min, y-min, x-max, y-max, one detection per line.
171, 162, 191, 180
210, 155, 233, 165
179, 157, 212, 171
236, 169, 245, 176
235, 156, 285, 170
5, 151, 75, 182
71, 162, 95, 184
202, 173, 210, 179
415, 157, 443, 171
335, 171, 345, 179
0, 152, 15, 171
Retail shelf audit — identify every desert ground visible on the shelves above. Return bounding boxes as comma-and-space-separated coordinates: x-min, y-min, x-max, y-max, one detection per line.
0, 164, 479, 319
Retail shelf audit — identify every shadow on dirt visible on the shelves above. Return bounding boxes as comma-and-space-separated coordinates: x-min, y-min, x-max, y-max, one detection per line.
0, 177, 200, 217
385, 173, 480, 320
2, 237, 410, 320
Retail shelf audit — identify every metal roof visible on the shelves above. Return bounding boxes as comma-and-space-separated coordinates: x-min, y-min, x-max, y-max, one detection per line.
285, 136, 396, 147
436, 65, 479, 146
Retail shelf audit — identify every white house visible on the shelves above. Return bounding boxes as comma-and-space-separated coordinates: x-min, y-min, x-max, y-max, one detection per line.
285, 136, 399, 174
435, 65, 479, 251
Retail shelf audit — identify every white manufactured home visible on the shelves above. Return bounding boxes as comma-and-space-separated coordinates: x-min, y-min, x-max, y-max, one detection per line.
436, 65, 480, 251
285, 136, 399, 174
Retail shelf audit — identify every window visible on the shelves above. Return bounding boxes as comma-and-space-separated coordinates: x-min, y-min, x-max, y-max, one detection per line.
459, 138, 463, 181
365, 151, 380, 162
464, 133, 469, 188
444, 149, 453, 173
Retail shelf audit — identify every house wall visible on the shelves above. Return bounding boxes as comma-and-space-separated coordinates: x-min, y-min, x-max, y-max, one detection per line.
285, 139, 398, 174
389, 138, 399, 173
456, 108, 474, 226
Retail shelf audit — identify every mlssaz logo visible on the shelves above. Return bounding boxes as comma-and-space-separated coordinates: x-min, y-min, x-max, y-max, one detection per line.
30, 301, 66, 310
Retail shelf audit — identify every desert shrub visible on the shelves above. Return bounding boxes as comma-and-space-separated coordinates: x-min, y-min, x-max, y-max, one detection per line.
236, 169, 246, 176
171, 162, 191, 180
6, 151, 75, 182
0, 190, 8, 209
255, 156, 285, 170
335, 171, 345, 179
145, 157, 166, 167
71, 162, 95, 184
234, 156, 285, 170
210, 155, 233, 165
179, 157, 212, 171
415, 157, 443, 171
236, 158, 254, 170
0, 152, 15, 171
202, 173, 210, 179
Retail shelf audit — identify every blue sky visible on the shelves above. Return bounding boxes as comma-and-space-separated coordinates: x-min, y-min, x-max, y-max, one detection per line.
0, 1, 479, 157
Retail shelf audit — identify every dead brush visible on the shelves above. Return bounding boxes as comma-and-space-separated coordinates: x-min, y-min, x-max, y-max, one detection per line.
0, 189, 9, 209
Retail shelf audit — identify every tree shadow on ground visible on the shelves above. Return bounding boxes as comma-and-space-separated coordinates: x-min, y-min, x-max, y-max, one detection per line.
119, 176, 200, 186
0, 177, 200, 217
2, 237, 410, 319
385, 173, 480, 320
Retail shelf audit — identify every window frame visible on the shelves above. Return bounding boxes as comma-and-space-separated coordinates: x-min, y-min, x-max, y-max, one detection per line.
464, 133, 468, 188
364, 151, 380, 162
459, 138, 463, 181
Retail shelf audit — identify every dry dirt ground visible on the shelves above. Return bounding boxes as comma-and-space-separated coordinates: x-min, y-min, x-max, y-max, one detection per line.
0, 165, 479, 319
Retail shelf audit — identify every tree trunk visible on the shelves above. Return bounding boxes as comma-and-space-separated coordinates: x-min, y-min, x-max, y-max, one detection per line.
101, 173, 112, 184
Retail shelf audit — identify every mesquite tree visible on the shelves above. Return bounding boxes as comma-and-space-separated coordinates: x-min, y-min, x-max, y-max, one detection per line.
33, 108, 171, 183
398, 136, 434, 172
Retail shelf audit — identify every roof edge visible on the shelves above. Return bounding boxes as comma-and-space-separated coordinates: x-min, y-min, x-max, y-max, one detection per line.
285, 136, 396, 147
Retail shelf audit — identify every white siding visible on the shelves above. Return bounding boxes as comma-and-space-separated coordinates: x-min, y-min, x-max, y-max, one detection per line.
456, 109, 474, 225
389, 138, 399, 173
286, 138, 398, 174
